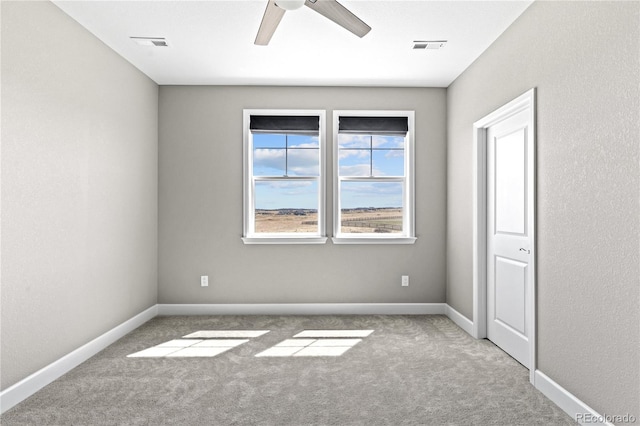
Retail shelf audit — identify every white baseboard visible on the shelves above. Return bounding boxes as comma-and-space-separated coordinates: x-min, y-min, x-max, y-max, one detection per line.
158, 303, 447, 316
0, 305, 158, 414
444, 304, 474, 335
533, 370, 613, 425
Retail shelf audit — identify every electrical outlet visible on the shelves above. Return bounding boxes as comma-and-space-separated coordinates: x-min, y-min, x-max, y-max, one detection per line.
201, 275, 209, 287
401, 275, 409, 287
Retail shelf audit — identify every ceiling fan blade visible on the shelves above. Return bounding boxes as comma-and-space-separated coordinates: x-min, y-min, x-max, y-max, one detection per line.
304, 0, 371, 38
255, 0, 286, 45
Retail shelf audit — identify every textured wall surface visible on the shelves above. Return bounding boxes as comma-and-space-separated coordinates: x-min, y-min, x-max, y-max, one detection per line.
447, 1, 639, 418
158, 86, 446, 304
1, 1, 158, 390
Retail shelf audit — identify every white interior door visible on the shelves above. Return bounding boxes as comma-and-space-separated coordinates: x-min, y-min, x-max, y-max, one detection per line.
486, 108, 533, 368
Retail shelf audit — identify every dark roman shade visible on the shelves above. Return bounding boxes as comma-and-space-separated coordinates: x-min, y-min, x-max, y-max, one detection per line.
250, 115, 319, 132
338, 116, 408, 135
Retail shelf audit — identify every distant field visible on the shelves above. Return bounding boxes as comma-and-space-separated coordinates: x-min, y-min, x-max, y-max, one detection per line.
255, 210, 318, 233
341, 208, 403, 233
255, 208, 402, 234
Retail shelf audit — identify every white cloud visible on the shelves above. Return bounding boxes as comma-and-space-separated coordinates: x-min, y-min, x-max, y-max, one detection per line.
254, 149, 285, 172
384, 150, 404, 158
287, 148, 319, 176
373, 136, 404, 149
339, 149, 369, 160
257, 180, 316, 197
343, 182, 393, 194
289, 141, 319, 148
338, 134, 370, 148
288, 135, 319, 147
339, 164, 370, 176
254, 148, 319, 176
262, 181, 313, 189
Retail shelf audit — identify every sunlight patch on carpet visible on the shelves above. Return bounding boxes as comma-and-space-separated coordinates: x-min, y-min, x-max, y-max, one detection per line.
256, 338, 362, 357
256, 331, 373, 357
127, 332, 266, 358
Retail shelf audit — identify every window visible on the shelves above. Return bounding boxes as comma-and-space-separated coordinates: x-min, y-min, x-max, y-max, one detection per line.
243, 110, 326, 244
332, 111, 416, 244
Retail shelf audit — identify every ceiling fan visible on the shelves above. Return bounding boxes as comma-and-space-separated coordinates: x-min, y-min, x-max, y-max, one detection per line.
255, 0, 371, 46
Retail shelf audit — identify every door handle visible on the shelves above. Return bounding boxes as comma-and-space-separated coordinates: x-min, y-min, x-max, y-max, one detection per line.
519, 248, 530, 254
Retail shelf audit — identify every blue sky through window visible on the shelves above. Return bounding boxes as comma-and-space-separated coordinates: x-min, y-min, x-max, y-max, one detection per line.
255, 180, 318, 210
340, 181, 403, 209
251, 133, 405, 210
253, 133, 319, 210
253, 133, 319, 177
338, 134, 404, 177
338, 134, 405, 209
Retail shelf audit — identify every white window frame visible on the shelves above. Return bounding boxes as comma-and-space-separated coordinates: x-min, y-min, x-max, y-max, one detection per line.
332, 110, 416, 245
242, 109, 327, 245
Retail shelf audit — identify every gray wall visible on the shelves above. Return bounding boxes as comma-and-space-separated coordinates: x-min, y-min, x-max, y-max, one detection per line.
1, 1, 158, 390
159, 86, 446, 304
447, 1, 639, 419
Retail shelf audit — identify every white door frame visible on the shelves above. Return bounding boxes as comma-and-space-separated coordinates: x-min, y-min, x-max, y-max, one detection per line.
472, 88, 536, 384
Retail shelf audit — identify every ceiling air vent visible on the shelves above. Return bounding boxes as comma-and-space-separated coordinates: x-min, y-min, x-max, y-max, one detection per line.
413, 40, 447, 50
130, 37, 169, 47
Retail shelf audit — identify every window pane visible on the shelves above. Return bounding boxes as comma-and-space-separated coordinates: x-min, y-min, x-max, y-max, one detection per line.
253, 133, 286, 148
340, 181, 403, 234
290, 134, 320, 176
372, 135, 404, 149
372, 149, 404, 176
288, 148, 319, 176
339, 149, 371, 176
253, 133, 319, 177
253, 148, 286, 176
254, 181, 318, 233
288, 134, 319, 148
338, 134, 371, 149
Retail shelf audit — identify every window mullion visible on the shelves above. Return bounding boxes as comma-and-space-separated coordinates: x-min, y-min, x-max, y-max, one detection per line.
254, 176, 318, 181
339, 176, 404, 183
369, 135, 373, 177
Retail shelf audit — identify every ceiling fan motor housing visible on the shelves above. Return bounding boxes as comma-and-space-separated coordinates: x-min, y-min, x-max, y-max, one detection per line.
275, 0, 305, 11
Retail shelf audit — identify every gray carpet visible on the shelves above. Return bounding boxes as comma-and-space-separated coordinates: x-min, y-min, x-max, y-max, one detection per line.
1, 315, 576, 425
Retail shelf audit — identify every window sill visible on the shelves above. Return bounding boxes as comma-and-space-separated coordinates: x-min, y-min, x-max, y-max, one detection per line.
242, 237, 328, 245
331, 237, 417, 245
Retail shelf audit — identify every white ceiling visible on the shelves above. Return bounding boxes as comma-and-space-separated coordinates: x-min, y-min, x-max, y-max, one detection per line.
52, 0, 533, 87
